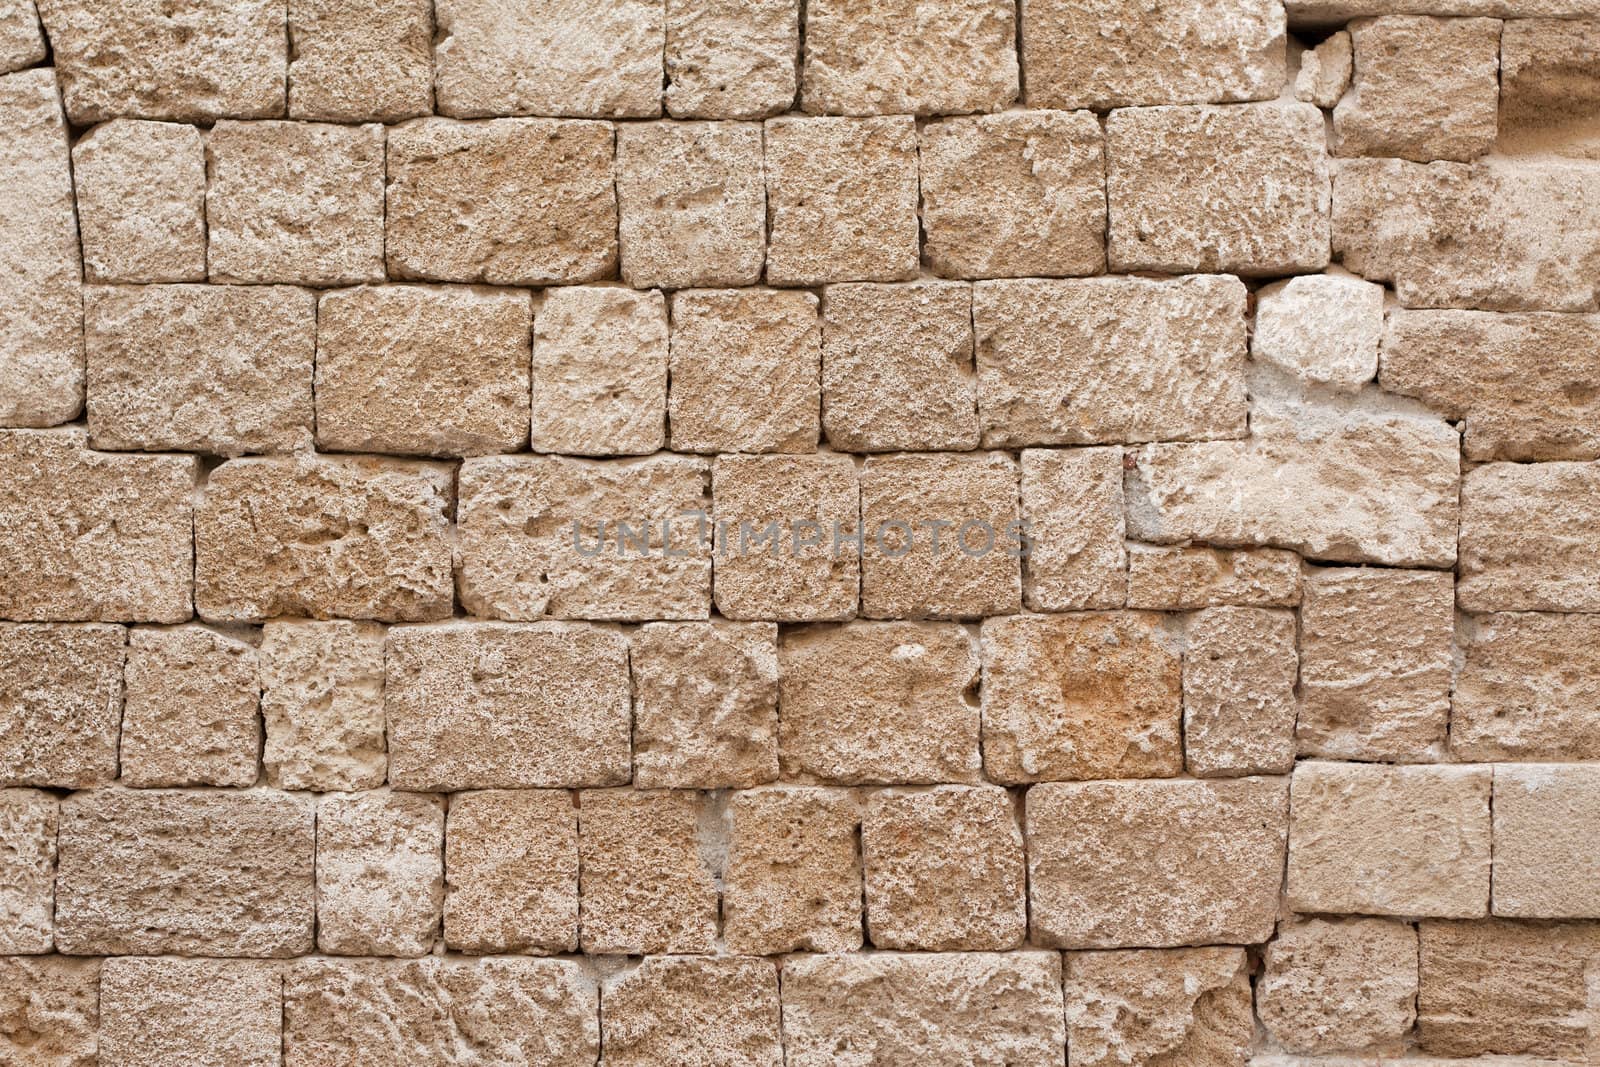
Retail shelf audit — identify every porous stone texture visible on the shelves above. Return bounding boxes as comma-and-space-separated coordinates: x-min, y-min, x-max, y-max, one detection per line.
665, 0, 798, 119
0, 1, 44, 74
287, 0, 434, 122
1492, 763, 1600, 918
1252, 274, 1384, 390
259, 620, 387, 791
0, 956, 98, 1066
1126, 545, 1303, 610
1458, 459, 1600, 611
0, 789, 55, 953
1063, 947, 1254, 1067
98, 957, 281, 1067
1020, 447, 1127, 611
0, 623, 122, 788
1296, 30, 1353, 107
723, 785, 862, 954
316, 790, 444, 957
1499, 17, 1600, 158
532, 285, 668, 456
577, 788, 718, 955
1454, 612, 1600, 760
443, 789, 578, 954
602, 956, 783, 1067
120, 626, 260, 789
1257, 918, 1419, 1055
71, 120, 206, 284
1183, 607, 1298, 777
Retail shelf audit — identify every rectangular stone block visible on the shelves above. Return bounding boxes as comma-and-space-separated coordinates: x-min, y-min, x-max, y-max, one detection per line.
1252, 274, 1384, 391
0, 956, 98, 1067
288, 0, 433, 122
120, 626, 260, 788
0, 789, 55, 953
71, 119, 206, 284
531, 285, 667, 455
0, 1, 43, 74
1021, 448, 1126, 611
99, 957, 280, 1067
723, 786, 862, 954
0, 623, 122, 789
260, 620, 387, 791
1458, 459, 1600, 611
1065, 947, 1254, 1067
1499, 17, 1600, 158
1258, 917, 1418, 1056
664, 0, 797, 119
577, 788, 718, 955
317, 790, 443, 957
1454, 612, 1600, 761
1126, 544, 1302, 610
1183, 607, 1298, 777
444, 789, 578, 955
602, 956, 781, 1067
1492, 763, 1600, 919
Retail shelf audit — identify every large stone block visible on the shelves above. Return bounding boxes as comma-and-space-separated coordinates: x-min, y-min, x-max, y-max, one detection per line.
0, 623, 122, 788
1258, 917, 1418, 1055
260, 620, 387, 791
531, 285, 667, 456
577, 788, 718, 955
664, 0, 798, 119
317, 790, 444, 957
723, 786, 863, 954
1183, 607, 1298, 777
1458, 459, 1600, 611
0, 789, 54, 953
0, 956, 98, 1067
444, 789, 578, 955
99, 957, 281, 1067
1064, 947, 1254, 1067
71, 119, 206, 284
1493, 763, 1600, 918
1454, 612, 1600, 760
602, 956, 782, 1067
120, 626, 260, 788
1020, 448, 1126, 612
287, 0, 433, 122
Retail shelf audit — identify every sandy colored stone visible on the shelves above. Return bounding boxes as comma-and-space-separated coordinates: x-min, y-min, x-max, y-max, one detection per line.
981, 612, 1181, 784
85, 283, 315, 455
1492, 763, 1600, 918
712, 454, 858, 621
764, 115, 920, 286
1064, 947, 1253, 1067
0, 956, 98, 1067
1127, 545, 1302, 610
1287, 0, 1596, 19
0, 0, 43, 73
72, 120, 206, 284
1454, 612, 1600, 761
99, 957, 281, 1067
55, 787, 315, 956
631, 621, 779, 789
387, 622, 630, 790
1028, 776, 1288, 949
723, 786, 862, 954
1252, 274, 1383, 390
782, 951, 1065, 1067
1499, 18, 1600, 158
386, 118, 617, 285
196, 454, 453, 623
434, 0, 663, 118
0, 789, 53, 953
121, 626, 260, 789
578, 788, 718, 955
0, 623, 122, 789
1459, 459, 1600, 611
315, 285, 531, 457
444, 789, 578, 955
1296, 30, 1353, 107
288, 0, 433, 121
457, 454, 711, 621
0, 70, 83, 427
1021, 448, 1126, 612
1183, 607, 1298, 777
260, 620, 387, 792
1287, 762, 1491, 918
532, 285, 667, 455
602, 956, 782, 1067
317, 789, 444, 957
34, 0, 284, 122
1258, 917, 1418, 1055
820, 280, 979, 452
1297, 567, 1454, 761
665, 0, 797, 119
1334, 16, 1500, 162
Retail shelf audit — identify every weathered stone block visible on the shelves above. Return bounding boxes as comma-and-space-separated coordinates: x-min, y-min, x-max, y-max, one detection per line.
1296, 30, 1353, 107
1454, 612, 1600, 760
1020, 448, 1126, 612
1064, 947, 1254, 1067
602, 956, 782, 1067
0, 956, 98, 1067
260, 620, 387, 792
99, 957, 281, 1067
288, 0, 433, 121
1458, 459, 1600, 611
444, 789, 578, 955
578, 788, 718, 955
1126, 545, 1302, 610
665, 0, 797, 119
1499, 17, 1600, 158
0, 623, 122, 788
1184, 607, 1298, 777
723, 786, 862, 955
0, 789, 54, 953
1492, 763, 1600, 918
532, 285, 667, 455
72, 120, 206, 284
317, 790, 444, 957
1252, 274, 1384, 390
121, 626, 260, 789
1258, 917, 1418, 1055
0, 0, 43, 74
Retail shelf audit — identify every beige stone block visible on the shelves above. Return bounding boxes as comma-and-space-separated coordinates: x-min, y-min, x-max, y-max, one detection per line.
1027, 776, 1288, 949
665, 0, 798, 119
532, 285, 667, 455
288, 0, 433, 121
1492, 764, 1600, 918
1454, 613, 1600, 760
578, 788, 718, 955
1296, 30, 1353, 108
315, 285, 531, 457
260, 620, 387, 792
712, 454, 858, 621
0, 789, 54, 953
618, 122, 765, 289
434, 0, 663, 118
386, 622, 631, 790
1252, 274, 1384, 390
820, 281, 979, 452
982, 612, 1181, 784
0, 623, 122, 788
764, 115, 919, 286
631, 621, 779, 789
457, 454, 711, 621
0, 956, 98, 1067
602, 956, 782, 1067
1287, 0, 1595, 19
34, 0, 285, 123
1184, 607, 1298, 777
386, 118, 617, 286
55, 787, 315, 956
196, 454, 453, 623
1064, 947, 1254, 1067
0, 0, 43, 73
1499, 18, 1600, 158
443, 789, 578, 955
85, 283, 315, 456
1288, 762, 1492, 917
99, 957, 281, 1067
782, 951, 1065, 1067
317, 790, 443, 957
723, 786, 862, 954
1126, 545, 1303, 610
1021, 448, 1126, 611
1258, 917, 1418, 1055
975, 275, 1249, 447
72, 120, 206, 284
669, 288, 819, 454
1459, 459, 1600, 611
121, 626, 260, 789
1334, 16, 1500, 162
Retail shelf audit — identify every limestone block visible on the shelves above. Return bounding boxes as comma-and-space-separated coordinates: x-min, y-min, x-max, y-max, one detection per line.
1454, 613, 1600, 760
121, 626, 260, 789
532, 285, 667, 455
0, 789, 54, 953
317, 790, 444, 957
260, 620, 387, 792
1183, 607, 1298, 777
1499, 18, 1600, 158
1492, 763, 1600, 918
99, 957, 281, 1067
1021, 448, 1126, 611
1458, 459, 1600, 611
1258, 918, 1418, 1055
724, 787, 861, 955
1296, 30, 1353, 107
602, 956, 782, 1067
1252, 274, 1384, 390
577, 788, 718, 955
0, 956, 98, 1067
1126, 545, 1302, 610
288, 0, 433, 121
1063, 947, 1254, 1067
1287, 0, 1596, 19
665, 0, 797, 119
443, 789, 578, 954
72, 120, 206, 283
0, 0, 43, 73
0, 623, 122, 788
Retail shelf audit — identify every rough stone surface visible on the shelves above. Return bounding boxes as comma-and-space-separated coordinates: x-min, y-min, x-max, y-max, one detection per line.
0, 789, 54, 953
532, 285, 668, 456
1492, 763, 1600, 919
288, 0, 434, 122
443, 789, 578, 954
120, 626, 260, 789
0, 623, 122, 789
1454, 612, 1600, 761
98, 957, 281, 1067
0, 0, 43, 74
1458, 459, 1600, 611
259, 620, 387, 792
1296, 30, 1353, 108
1184, 607, 1298, 777
1252, 274, 1383, 390
1499, 17, 1600, 158
1126, 545, 1302, 610
1063, 947, 1254, 1067
0, 956, 98, 1067
665, 0, 798, 119
723, 786, 862, 954
316, 789, 444, 957
602, 956, 782, 1067
72, 120, 206, 284
1020, 447, 1126, 611
578, 788, 718, 955
1258, 918, 1419, 1055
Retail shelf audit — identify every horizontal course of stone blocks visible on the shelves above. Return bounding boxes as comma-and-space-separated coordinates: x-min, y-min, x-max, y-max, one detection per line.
2, 0, 1600, 1063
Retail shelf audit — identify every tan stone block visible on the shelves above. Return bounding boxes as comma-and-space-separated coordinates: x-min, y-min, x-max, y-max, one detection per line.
85, 283, 315, 455
1288, 762, 1492, 917
284, 957, 599, 1067
260, 620, 387, 792
1252, 274, 1384, 390
1499, 18, 1600, 158
1334, 16, 1500, 162
434, 0, 663, 118
618, 122, 765, 289
71, 120, 206, 284
713, 455, 858, 621
820, 281, 979, 452
443, 789, 578, 955
99, 957, 281, 1067
386, 118, 617, 286
315, 285, 531, 457
1021, 448, 1126, 611
1258, 917, 1418, 1056
1064, 947, 1253, 1067
723, 786, 862, 954
1023, 0, 1286, 109
317, 790, 444, 957
631, 621, 779, 789
0, 789, 54, 953
288, 0, 433, 121
1459, 459, 1600, 611
55, 787, 315, 956
1454, 613, 1600, 760
532, 285, 667, 455
1296, 30, 1353, 108
981, 612, 1181, 784
764, 115, 919, 286
121, 626, 260, 789
0, 956, 98, 1067
1184, 607, 1298, 777
458, 454, 711, 621
34, 0, 284, 122
602, 956, 782, 1067
578, 788, 718, 955
1027, 776, 1288, 949
1288, 0, 1595, 19
387, 622, 631, 790
1492, 764, 1600, 918
0, 1, 43, 74
974, 275, 1249, 447
664, 0, 797, 120
1126, 545, 1303, 610
196, 454, 453, 623
782, 951, 1065, 1067
0, 623, 122, 788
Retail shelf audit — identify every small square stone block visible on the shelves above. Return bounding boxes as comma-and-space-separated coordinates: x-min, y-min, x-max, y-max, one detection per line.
578, 789, 718, 955
0, 623, 123, 789
1064, 947, 1254, 1067
664, 0, 798, 120
1493, 763, 1600, 919
260, 620, 388, 792
1459, 459, 1600, 613
120, 626, 261, 789
1257, 916, 1419, 1056
288, 0, 434, 122
71, 120, 206, 284
1453, 611, 1600, 762
532, 285, 668, 456
1183, 607, 1298, 778
444, 789, 579, 955
0, 956, 99, 1067
602, 956, 782, 1067
316, 790, 444, 957
98, 957, 281, 1067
